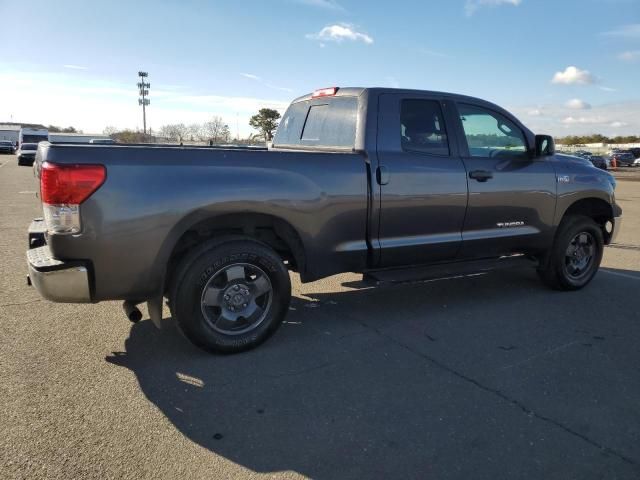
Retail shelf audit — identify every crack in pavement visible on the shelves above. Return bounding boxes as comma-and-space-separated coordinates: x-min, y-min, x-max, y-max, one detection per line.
351, 316, 639, 467
0, 299, 42, 307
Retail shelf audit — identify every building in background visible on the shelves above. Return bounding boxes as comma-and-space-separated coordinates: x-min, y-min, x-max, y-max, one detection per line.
48, 132, 110, 143
0, 125, 21, 144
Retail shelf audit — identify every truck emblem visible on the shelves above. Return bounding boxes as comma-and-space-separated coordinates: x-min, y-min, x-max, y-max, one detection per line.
557, 175, 570, 183
497, 221, 525, 228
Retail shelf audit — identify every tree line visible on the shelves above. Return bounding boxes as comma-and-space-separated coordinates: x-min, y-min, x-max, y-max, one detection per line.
555, 134, 640, 145
101, 108, 282, 144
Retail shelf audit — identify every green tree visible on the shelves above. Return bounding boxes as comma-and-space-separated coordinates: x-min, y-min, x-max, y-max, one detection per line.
249, 108, 281, 141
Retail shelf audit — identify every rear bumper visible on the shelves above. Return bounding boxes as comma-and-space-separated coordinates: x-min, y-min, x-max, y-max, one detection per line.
26, 220, 92, 303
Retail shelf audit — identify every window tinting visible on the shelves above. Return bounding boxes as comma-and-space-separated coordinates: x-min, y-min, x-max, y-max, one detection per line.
400, 99, 449, 156
458, 104, 527, 158
273, 96, 357, 148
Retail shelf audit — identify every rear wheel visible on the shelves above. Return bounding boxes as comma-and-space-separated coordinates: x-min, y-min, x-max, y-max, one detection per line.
538, 215, 604, 290
169, 237, 291, 353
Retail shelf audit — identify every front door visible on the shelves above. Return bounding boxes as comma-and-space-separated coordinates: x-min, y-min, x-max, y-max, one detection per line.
453, 102, 557, 258
376, 94, 468, 267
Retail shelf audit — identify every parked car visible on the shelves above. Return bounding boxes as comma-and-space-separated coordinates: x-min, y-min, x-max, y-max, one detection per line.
16, 143, 38, 166
611, 152, 639, 167
0, 140, 15, 154
574, 150, 593, 158
89, 138, 116, 144
588, 155, 608, 170
628, 147, 640, 159
26, 86, 622, 353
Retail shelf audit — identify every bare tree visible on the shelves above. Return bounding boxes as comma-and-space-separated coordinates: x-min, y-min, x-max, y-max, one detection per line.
103, 126, 118, 137
187, 123, 203, 142
202, 116, 230, 143
159, 123, 190, 142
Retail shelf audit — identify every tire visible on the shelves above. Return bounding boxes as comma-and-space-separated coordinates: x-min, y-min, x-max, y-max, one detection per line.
169, 237, 291, 354
537, 215, 604, 291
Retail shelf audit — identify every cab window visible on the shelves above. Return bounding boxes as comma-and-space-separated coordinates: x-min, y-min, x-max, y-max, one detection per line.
458, 104, 527, 158
400, 99, 449, 156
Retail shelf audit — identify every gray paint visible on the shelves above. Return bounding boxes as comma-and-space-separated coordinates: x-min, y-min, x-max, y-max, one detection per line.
32, 88, 620, 303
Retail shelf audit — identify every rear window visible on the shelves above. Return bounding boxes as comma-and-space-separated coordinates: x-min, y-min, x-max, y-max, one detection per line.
273, 96, 357, 149
22, 144, 37, 150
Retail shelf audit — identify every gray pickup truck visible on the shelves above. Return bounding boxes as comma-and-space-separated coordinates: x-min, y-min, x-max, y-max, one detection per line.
27, 87, 622, 353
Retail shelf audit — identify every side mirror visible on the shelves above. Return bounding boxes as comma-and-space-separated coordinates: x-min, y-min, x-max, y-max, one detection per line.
535, 134, 555, 157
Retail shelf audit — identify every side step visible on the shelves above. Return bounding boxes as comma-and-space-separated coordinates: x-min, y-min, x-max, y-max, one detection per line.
364, 255, 538, 285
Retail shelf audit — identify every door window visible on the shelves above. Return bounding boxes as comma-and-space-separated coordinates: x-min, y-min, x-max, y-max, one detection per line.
458, 104, 527, 158
400, 100, 449, 156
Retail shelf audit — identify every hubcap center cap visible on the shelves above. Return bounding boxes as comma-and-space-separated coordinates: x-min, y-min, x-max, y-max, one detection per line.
223, 284, 251, 310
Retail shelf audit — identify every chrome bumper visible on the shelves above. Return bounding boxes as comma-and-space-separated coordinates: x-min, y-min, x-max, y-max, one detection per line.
27, 245, 91, 303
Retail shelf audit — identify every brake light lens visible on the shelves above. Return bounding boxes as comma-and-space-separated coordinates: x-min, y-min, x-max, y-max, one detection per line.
41, 163, 106, 204
312, 87, 338, 98
40, 162, 106, 234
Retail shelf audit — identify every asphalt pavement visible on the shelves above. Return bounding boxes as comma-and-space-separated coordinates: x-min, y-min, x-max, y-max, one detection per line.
1, 154, 639, 479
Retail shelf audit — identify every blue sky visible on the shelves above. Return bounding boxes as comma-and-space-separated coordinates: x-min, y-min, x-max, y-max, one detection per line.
0, 0, 638, 137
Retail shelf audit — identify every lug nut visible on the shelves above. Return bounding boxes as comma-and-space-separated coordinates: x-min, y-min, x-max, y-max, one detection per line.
224, 294, 230, 300
243, 303, 247, 308
234, 285, 239, 291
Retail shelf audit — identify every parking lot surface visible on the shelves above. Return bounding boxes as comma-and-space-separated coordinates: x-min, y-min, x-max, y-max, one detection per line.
1, 155, 640, 479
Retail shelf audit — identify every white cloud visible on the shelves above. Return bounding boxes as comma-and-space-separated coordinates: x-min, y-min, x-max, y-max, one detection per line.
465, 0, 521, 16
418, 47, 451, 58
306, 23, 373, 44
63, 64, 87, 70
239, 72, 292, 92
295, 0, 344, 10
598, 86, 617, 92
618, 51, 640, 62
551, 66, 595, 85
603, 24, 640, 38
561, 116, 603, 125
514, 101, 640, 136
565, 98, 591, 110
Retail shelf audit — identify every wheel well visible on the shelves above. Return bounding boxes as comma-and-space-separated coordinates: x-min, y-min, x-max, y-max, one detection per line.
165, 213, 305, 293
562, 198, 614, 242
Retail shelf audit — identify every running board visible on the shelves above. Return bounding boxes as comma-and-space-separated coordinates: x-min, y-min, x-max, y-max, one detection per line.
364, 255, 538, 285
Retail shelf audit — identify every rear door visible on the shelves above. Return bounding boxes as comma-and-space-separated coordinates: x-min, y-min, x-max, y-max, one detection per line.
376, 94, 468, 267
452, 102, 557, 258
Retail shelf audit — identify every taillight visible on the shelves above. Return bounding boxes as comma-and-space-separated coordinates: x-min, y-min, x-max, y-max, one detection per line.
312, 87, 338, 98
40, 162, 106, 234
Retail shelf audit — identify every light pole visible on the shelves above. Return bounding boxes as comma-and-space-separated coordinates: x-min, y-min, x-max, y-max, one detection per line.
137, 71, 150, 138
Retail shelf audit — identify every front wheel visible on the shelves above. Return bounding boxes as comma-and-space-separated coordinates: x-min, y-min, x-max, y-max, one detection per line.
538, 215, 604, 291
169, 237, 291, 353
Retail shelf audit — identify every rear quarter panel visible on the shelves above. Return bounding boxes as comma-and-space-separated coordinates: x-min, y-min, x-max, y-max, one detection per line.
42, 145, 368, 301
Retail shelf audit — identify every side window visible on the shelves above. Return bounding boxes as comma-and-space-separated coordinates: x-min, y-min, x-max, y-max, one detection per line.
458, 104, 527, 158
400, 99, 449, 156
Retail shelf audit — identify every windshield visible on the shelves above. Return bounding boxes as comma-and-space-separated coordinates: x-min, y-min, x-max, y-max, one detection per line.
21, 144, 37, 151
0, 141, 12, 146
21, 134, 48, 143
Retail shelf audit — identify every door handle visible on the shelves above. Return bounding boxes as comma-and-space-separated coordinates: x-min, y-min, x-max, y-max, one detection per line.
469, 170, 493, 182
376, 166, 390, 185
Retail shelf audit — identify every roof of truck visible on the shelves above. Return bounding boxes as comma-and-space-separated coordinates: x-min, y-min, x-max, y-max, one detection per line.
291, 87, 505, 110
